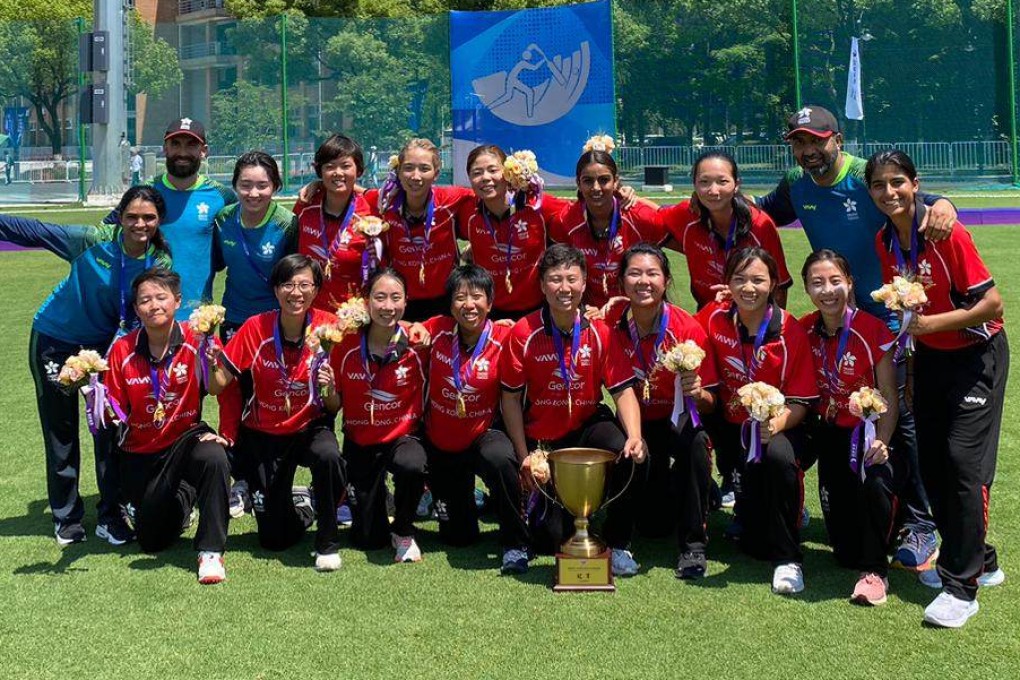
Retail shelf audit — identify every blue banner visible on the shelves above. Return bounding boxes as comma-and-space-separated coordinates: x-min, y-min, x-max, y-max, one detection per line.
449, 0, 615, 186
3, 107, 29, 148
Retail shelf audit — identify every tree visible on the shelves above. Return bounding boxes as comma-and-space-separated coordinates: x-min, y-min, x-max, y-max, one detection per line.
0, 4, 181, 156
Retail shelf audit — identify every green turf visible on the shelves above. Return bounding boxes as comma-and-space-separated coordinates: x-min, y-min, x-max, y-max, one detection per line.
1, 224, 1019, 679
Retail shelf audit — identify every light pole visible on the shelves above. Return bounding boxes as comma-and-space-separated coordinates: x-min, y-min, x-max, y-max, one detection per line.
91, 0, 129, 199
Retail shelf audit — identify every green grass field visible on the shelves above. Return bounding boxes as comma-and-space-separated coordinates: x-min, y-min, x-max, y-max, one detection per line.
1, 215, 1019, 678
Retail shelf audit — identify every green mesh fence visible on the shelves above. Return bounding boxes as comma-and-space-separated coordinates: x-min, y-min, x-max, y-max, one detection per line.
2, 2, 1020, 204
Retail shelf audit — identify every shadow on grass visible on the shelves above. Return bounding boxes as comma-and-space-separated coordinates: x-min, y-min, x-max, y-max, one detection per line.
0, 498, 52, 539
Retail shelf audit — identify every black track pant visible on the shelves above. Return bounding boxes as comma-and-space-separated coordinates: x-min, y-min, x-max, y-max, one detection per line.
426, 429, 529, 550
29, 329, 121, 527
914, 332, 1008, 601
344, 435, 427, 549
636, 415, 712, 554
239, 423, 345, 555
714, 421, 806, 564
119, 425, 230, 553
810, 422, 900, 576
527, 405, 648, 555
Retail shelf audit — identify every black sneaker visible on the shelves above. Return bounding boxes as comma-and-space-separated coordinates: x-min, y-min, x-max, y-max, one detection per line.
96, 516, 135, 546
55, 522, 87, 546
675, 551, 707, 580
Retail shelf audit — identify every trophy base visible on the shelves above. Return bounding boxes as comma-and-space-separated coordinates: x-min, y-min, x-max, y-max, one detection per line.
553, 550, 615, 592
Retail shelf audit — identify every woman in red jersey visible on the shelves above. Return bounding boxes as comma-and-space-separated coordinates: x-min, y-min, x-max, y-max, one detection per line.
329, 268, 429, 563
697, 247, 817, 595
365, 138, 474, 321
105, 268, 230, 585
455, 145, 548, 320
207, 254, 346, 572
660, 150, 791, 309
798, 249, 900, 606
606, 243, 718, 580
867, 150, 1008, 629
501, 244, 647, 577
421, 265, 529, 574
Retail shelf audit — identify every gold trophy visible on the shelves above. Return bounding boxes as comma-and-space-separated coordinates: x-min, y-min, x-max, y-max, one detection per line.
533, 447, 633, 592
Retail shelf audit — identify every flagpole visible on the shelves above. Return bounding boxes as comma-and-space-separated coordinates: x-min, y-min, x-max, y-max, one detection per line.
792, 0, 802, 109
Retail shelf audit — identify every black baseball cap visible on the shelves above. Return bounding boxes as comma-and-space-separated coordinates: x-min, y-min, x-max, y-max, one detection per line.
164, 117, 207, 144
784, 106, 839, 139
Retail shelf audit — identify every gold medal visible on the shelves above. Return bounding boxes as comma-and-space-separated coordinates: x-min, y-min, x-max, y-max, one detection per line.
567, 394, 573, 419
602, 271, 609, 294
153, 401, 166, 426
324, 260, 332, 280
370, 399, 375, 425
419, 263, 426, 286
825, 397, 837, 423
505, 271, 513, 294
456, 392, 467, 418
284, 393, 292, 416
643, 379, 651, 402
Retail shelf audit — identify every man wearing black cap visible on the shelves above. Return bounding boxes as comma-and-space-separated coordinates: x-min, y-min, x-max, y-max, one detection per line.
0, 117, 236, 317
756, 105, 948, 576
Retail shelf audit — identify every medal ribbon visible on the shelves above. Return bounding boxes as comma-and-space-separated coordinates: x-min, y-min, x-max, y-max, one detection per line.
234, 211, 271, 286
626, 304, 670, 395
272, 312, 311, 415
818, 308, 855, 410
360, 327, 406, 422
451, 320, 492, 397
319, 197, 357, 274
588, 198, 620, 292
481, 204, 516, 287
735, 304, 775, 463
550, 313, 582, 416
397, 190, 435, 283
148, 343, 179, 427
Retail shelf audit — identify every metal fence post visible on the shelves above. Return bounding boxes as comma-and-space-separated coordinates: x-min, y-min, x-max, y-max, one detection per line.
280, 13, 290, 193
1008, 0, 1019, 186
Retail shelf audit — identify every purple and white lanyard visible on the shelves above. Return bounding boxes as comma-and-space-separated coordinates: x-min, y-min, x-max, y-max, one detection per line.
737, 305, 774, 463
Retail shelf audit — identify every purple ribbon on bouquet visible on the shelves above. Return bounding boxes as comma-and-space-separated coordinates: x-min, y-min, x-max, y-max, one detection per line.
199, 335, 211, 389
360, 237, 383, 284
741, 419, 764, 464
669, 375, 702, 429
307, 349, 329, 407
81, 374, 126, 435
849, 415, 879, 482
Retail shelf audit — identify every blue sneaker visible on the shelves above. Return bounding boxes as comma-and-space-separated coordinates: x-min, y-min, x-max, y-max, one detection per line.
336, 503, 353, 527
919, 567, 1005, 589
500, 548, 530, 575
416, 489, 433, 518
474, 488, 487, 510
611, 548, 640, 577
893, 530, 939, 572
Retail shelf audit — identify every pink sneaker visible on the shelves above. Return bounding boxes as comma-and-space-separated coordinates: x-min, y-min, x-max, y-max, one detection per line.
851, 572, 888, 606
391, 533, 422, 563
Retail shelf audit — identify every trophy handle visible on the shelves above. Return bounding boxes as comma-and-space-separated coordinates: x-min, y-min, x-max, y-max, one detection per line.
599, 453, 636, 511
529, 467, 562, 508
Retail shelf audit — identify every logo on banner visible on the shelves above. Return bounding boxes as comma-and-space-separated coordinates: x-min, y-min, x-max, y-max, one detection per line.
473, 42, 591, 126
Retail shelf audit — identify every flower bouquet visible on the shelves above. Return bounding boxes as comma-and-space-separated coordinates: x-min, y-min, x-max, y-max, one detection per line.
657, 340, 707, 427
189, 304, 226, 388
583, 134, 616, 154
871, 276, 927, 353
737, 381, 785, 463
353, 216, 387, 283
847, 386, 889, 481
59, 350, 125, 434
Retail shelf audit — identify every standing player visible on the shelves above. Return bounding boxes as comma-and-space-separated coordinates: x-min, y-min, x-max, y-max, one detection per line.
756, 105, 950, 571
329, 268, 429, 563
868, 150, 1007, 628
0, 186, 172, 546
421, 265, 528, 573
104, 268, 231, 584
501, 244, 648, 577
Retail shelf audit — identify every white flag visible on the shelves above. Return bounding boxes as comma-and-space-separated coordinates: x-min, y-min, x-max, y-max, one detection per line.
845, 37, 864, 120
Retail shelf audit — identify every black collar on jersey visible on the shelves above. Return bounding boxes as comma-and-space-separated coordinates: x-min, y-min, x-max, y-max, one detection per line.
541, 303, 591, 336
136, 321, 185, 363
615, 301, 669, 336
811, 309, 854, 338
401, 202, 427, 225
365, 327, 411, 365
478, 199, 511, 222
881, 195, 929, 253
731, 301, 783, 343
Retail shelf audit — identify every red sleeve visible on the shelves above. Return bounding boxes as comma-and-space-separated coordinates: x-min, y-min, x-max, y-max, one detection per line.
421, 315, 447, 337
626, 201, 667, 244
689, 323, 719, 388
603, 298, 629, 326
500, 321, 528, 391
947, 224, 994, 294
782, 317, 820, 400
222, 316, 261, 375
753, 208, 792, 289
362, 189, 381, 217
863, 312, 895, 360
657, 201, 694, 251
217, 382, 243, 445
103, 338, 131, 419
695, 301, 722, 332
601, 323, 637, 392
454, 199, 475, 241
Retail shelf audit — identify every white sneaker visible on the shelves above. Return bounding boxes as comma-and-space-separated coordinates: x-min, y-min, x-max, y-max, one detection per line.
923, 592, 979, 628
392, 534, 422, 563
314, 552, 342, 572
920, 567, 1006, 589
772, 563, 804, 594
197, 552, 226, 584
610, 548, 640, 577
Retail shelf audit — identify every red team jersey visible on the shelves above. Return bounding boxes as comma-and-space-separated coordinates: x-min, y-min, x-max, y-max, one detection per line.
423, 316, 510, 452
660, 200, 792, 309
697, 302, 818, 424
543, 195, 667, 308
607, 302, 720, 422
799, 309, 894, 429
221, 308, 338, 435
876, 220, 1003, 351
331, 328, 428, 447
367, 186, 474, 301
105, 322, 205, 454
501, 307, 636, 442
456, 200, 547, 313
294, 192, 377, 312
